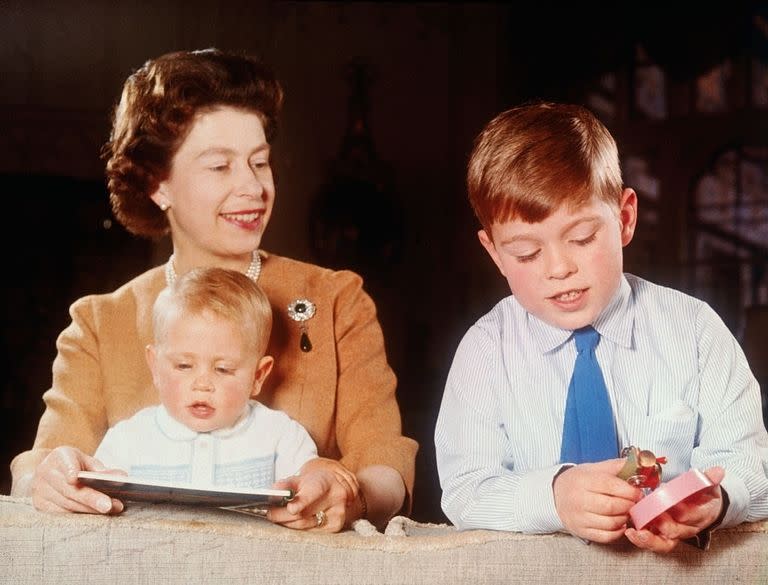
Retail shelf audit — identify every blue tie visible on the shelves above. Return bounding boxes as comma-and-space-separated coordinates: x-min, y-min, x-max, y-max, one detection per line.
559, 326, 618, 464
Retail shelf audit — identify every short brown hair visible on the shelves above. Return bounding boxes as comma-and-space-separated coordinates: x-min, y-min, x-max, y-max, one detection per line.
467, 102, 623, 235
153, 267, 273, 357
104, 48, 284, 238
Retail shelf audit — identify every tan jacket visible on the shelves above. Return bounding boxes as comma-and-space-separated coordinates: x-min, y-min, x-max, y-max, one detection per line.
12, 251, 418, 499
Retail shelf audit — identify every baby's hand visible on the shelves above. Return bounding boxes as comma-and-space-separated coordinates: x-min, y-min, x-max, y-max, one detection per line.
554, 458, 642, 543
625, 466, 725, 553
297, 457, 360, 503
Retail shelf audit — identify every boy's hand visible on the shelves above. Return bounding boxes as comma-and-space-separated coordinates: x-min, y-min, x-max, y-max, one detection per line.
625, 466, 725, 553
554, 458, 642, 543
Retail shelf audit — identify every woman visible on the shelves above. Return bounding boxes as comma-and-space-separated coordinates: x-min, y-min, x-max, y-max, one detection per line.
11, 48, 418, 532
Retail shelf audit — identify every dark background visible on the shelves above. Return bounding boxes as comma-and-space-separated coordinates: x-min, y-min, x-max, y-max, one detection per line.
2, 1, 767, 524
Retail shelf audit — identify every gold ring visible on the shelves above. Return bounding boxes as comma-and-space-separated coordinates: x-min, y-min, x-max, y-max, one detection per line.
315, 510, 327, 528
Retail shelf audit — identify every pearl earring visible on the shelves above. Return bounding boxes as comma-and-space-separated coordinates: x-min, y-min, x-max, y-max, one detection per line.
160, 202, 169, 211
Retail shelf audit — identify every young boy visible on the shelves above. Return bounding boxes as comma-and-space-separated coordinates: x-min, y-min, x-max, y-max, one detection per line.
434, 102, 768, 553
93, 267, 318, 491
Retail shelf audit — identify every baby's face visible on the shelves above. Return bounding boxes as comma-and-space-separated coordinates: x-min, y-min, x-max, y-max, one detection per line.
147, 311, 265, 433
479, 189, 636, 330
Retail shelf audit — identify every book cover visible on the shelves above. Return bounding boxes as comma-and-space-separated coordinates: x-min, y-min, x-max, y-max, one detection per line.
77, 471, 294, 512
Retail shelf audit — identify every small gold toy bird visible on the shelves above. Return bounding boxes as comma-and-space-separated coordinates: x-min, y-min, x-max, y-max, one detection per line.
617, 446, 667, 490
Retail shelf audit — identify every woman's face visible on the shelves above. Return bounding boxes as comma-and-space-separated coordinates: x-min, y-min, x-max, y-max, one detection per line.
151, 106, 275, 271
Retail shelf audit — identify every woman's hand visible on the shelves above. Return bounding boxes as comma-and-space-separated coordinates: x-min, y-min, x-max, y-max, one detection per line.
31, 446, 125, 515
267, 458, 363, 532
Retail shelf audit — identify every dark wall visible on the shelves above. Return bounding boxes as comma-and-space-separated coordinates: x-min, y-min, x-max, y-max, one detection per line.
1, 1, 765, 524
0, 174, 153, 493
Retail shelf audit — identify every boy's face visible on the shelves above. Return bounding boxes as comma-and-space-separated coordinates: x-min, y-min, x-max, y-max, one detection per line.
479, 188, 637, 331
146, 310, 273, 433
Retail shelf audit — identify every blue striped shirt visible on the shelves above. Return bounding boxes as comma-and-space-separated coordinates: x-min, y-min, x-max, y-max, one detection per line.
435, 274, 768, 532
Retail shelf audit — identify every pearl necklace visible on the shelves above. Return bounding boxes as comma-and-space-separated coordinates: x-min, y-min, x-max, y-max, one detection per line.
164, 250, 262, 286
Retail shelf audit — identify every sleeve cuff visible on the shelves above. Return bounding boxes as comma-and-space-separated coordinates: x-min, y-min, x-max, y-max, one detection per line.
683, 486, 730, 551
511, 464, 570, 533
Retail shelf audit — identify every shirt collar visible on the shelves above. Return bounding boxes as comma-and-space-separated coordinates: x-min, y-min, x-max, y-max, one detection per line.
592, 275, 634, 349
525, 275, 635, 353
155, 402, 255, 441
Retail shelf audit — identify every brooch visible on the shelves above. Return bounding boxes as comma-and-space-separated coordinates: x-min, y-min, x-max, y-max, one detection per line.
287, 299, 316, 352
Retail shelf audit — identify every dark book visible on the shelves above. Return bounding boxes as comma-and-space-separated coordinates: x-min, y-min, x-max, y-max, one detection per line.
77, 471, 293, 515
